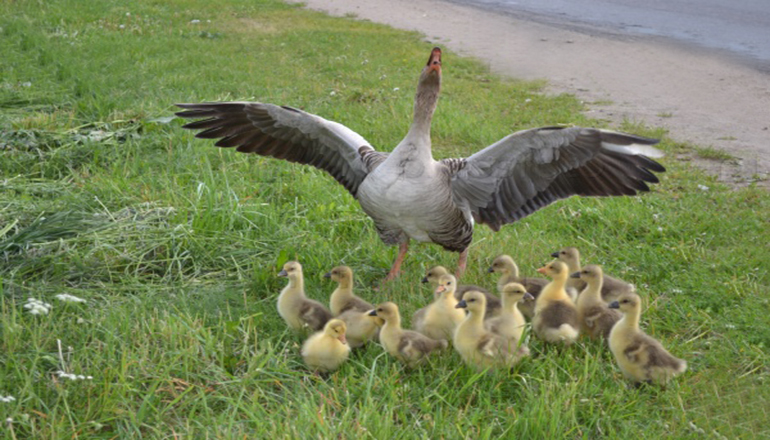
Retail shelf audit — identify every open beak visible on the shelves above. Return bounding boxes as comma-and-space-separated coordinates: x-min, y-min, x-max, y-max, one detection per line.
278, 270, 288, 277
455, 299, 467, 309
608, 301, 620, 309
427, 47, 441, 74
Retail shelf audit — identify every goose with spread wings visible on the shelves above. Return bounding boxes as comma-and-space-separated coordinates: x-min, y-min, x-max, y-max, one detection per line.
176, 47, 664, 280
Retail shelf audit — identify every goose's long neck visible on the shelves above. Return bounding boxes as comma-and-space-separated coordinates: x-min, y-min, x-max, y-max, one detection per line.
402, 77, 440, 157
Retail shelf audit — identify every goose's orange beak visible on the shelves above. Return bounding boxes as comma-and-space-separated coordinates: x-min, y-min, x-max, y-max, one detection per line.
427, 47, 441, 74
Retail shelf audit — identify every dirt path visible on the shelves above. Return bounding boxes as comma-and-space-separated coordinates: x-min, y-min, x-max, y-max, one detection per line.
290, 0, 770, 187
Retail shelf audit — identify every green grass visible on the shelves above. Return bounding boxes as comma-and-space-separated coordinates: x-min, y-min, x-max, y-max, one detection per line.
1, 0, 769, 437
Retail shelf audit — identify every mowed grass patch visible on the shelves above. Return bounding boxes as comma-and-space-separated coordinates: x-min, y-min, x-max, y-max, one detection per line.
1, 0, 769, 437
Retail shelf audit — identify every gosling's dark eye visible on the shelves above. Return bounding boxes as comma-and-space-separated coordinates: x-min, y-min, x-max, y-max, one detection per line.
447, 282, 452, 285
469, 299, 476, 302
378, 308, 383, 312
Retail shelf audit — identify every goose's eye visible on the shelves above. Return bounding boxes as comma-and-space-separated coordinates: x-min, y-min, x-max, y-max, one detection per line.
447, 282, 452, 285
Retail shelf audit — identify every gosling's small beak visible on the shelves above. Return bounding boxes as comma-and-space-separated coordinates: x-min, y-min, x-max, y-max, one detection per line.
487, 266, 495, 273
338, 333, 347, 344
523, 292, 535, 301
455, 299, 467, 309
323, 272, 332, 279
435, 285, 446, 294
368, 309, 378, 316
278, 270, 288, 277
608, 301, 620, 309
570, 271, 581, 279
536, 267, 547, 275
550, 251, 559, 258
421, 276, 429, 284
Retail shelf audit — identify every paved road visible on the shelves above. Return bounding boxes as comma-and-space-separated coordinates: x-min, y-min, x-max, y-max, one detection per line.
457, 0, 770, 69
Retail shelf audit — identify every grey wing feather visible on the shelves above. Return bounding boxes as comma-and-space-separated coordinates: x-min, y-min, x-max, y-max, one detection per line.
176, 102, 376, 197
448, 126, 665, 230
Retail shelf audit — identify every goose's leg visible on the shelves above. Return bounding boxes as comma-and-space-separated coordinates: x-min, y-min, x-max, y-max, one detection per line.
455, 248, 468, 280
384, 241, 409, 281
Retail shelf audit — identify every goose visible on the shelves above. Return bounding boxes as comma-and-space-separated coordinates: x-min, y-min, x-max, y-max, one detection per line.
487, 254, 550, 319
413, 274, 467, 340
552, 247, 634, 302
369, 302, 447, 367
485, 282, 532, 343
301, 319, 351, 372
324, 265, 373, 316
454, 290, 529, 370
177, 47, 665, 281
571, 265, 622, 339
421, 265, 501, 315
532, 261, 580, 345
608, 293, 687, 385
277, 261, 332, 332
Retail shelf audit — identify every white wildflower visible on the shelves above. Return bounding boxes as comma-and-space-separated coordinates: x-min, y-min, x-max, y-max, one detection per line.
0, 395, 16, 403
524, 98, 532, 103
119, 24, 125, 29
126, 12, 130, 16
697, 184, 709, 191
57, 371, 93, 381
5, 418, 12, 424
393, 87, 400, 91
657, 227, 663, 232
329, 91, 336, 96
55, 293, 86, 303
672, 288, 683, 294
206, 20, 211, 23
652, 213, 660, 220
190, 19, 200, 24
24, 298, 52, 315
22, 82, 32, 87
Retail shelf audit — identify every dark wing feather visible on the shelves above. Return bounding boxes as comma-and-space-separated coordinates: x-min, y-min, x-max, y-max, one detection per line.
448, 126, 665, 231
176, 102, 375, 197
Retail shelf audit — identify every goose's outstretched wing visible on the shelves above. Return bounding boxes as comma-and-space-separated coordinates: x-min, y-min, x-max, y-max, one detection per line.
448, 126, 665, 231
175, 102, 377, 197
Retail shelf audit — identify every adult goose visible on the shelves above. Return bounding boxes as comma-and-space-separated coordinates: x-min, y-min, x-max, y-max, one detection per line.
176, 47, 665, 281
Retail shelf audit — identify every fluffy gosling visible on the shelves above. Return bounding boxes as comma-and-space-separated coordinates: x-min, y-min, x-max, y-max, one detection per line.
277, 261, 332, 332
608, 293, 687, 386
301, 319, 350, 372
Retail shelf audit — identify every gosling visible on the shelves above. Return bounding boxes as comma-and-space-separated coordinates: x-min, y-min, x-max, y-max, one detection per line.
608, 293, 687, 386
301, 319, 350, 372
370, 302, 447, 367
572, 265, 622, 339
277, 261, 332, 332
532, 261, 580, 345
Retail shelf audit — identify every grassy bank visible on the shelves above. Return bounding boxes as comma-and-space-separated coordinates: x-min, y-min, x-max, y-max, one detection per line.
1, 0, 769, 437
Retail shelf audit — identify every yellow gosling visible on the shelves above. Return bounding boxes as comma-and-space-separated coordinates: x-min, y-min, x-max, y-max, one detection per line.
277, 261, 332, 332
454, 291, 529, 370
301, 319, 351, 372
608, 293, 687, 386
572, 265, 622, 339
325, 265, 374, 316
485, 282, 532, 343
370, 302, 447, 367
532, 261, 580, 345
414, 274, 467, 340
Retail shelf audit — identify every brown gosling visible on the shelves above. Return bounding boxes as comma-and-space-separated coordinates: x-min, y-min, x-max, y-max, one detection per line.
572, 265, 622, 339
608, 293, 687, 385
454, 290, 530, 370
533, 261, 580, 345
277, 261, 332, 332
422, 265, 502, 317
370, 302, 447, 367
301, 319, 350, 372
413, 274, 467, 340
485, 282, 533, 343
552, 247, 634, 302
488, 254, 549, 319
325, 265, 374, 315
